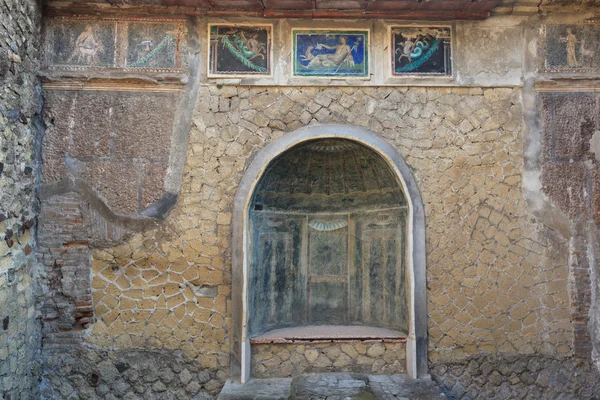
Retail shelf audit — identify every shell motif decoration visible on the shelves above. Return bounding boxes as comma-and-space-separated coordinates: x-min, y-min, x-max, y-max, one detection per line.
309, 220, 348, 232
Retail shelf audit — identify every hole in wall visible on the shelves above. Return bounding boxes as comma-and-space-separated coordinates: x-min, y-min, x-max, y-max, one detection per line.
90, 373, 100, 387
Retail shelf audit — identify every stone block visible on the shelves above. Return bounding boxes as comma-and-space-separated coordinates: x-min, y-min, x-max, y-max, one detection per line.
112, 93, 178, 160
593, 168, 600, 223
542, 93, 596, 160
43, 91, 72, 159
541, 161, 587, 217
68, 92, 112, 158
41, 158, 66, 183
141, 163, 167, 208
83, 161, 140, 214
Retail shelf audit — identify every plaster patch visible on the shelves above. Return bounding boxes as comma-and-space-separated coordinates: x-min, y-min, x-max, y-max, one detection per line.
523, 170, 547, 210
590, 130, 600, 162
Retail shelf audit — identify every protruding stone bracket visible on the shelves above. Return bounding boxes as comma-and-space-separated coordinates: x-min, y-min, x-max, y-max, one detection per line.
39, 177, 172, 232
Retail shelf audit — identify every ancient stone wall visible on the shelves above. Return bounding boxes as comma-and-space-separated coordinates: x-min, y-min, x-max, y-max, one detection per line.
34, 11, 600, 400
40, 84, 573, 398
186, 85, 571, 363
41, 89, 181, 215
0, 0, 42, 398
430, 353, 600, 399
538, 92, 599, 358
252, 342, 406, 378
37, 87, 184, 341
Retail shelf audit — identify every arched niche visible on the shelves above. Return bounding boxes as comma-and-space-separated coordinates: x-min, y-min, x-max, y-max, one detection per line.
231, 124, 427, 382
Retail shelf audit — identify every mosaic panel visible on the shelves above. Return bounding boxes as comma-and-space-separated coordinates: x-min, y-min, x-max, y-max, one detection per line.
43, 18, 188, 73
293, 29, 369, 78
126, 23, 187, 70
45, 20, 116, 68
208, 24, 272, 77
391, 26, 451, 76
543, 23, 600, 73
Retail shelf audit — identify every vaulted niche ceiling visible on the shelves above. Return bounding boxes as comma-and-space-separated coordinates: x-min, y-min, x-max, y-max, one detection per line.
249, 138, 408, 337
252, 138, 406, 213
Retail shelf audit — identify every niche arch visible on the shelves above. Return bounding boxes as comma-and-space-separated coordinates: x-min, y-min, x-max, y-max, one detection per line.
231, 124, 427, 382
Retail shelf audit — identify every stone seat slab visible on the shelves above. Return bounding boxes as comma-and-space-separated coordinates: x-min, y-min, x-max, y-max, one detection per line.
250, 325, 407, 344
218, 378, 293, 400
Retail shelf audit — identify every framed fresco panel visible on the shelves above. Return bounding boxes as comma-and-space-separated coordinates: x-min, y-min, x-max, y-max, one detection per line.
44, 20, 116, 69
391, 26, 452, 76
542, 23, 600, 73
208, 24, 272, 77
292, 29, 370, 78
43, 17, 188, 73
125, 22, 187, 70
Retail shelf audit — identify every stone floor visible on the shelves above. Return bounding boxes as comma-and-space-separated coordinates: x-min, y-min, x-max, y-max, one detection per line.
217, 373, 448, 400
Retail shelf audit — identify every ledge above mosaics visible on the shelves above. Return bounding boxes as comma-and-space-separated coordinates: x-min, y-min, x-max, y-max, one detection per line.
40, 76, 185, 93
535, 79, 600, 93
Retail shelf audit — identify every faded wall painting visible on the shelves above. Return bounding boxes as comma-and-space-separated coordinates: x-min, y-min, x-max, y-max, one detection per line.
43, 18, 188, 72
391, 27, 451, 76
126, 23, 187, 70
248, 139, 407, 338
208, 25, 271, 76
45, 20, 116, 68
293, 30, 369, 78
544, 24, 600, 71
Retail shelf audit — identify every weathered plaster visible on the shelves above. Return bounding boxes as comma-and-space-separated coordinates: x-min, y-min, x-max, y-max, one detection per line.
520, 10, 600, 375
164, 16, 203, 196
454, 17, 527, 87
590, 130, 600, 162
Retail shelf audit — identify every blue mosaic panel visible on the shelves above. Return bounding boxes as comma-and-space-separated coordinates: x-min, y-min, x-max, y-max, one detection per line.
293, 30, 369, 78
391, 27, 451, 76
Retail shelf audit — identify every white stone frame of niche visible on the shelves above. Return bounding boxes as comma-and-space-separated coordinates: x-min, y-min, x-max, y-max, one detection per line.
230, 124, 428, 383
206, 23, 274, 79
386, 24, 455, 81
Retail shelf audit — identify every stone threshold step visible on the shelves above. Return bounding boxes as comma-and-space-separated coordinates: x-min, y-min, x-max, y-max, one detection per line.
218, 373, 448, 400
